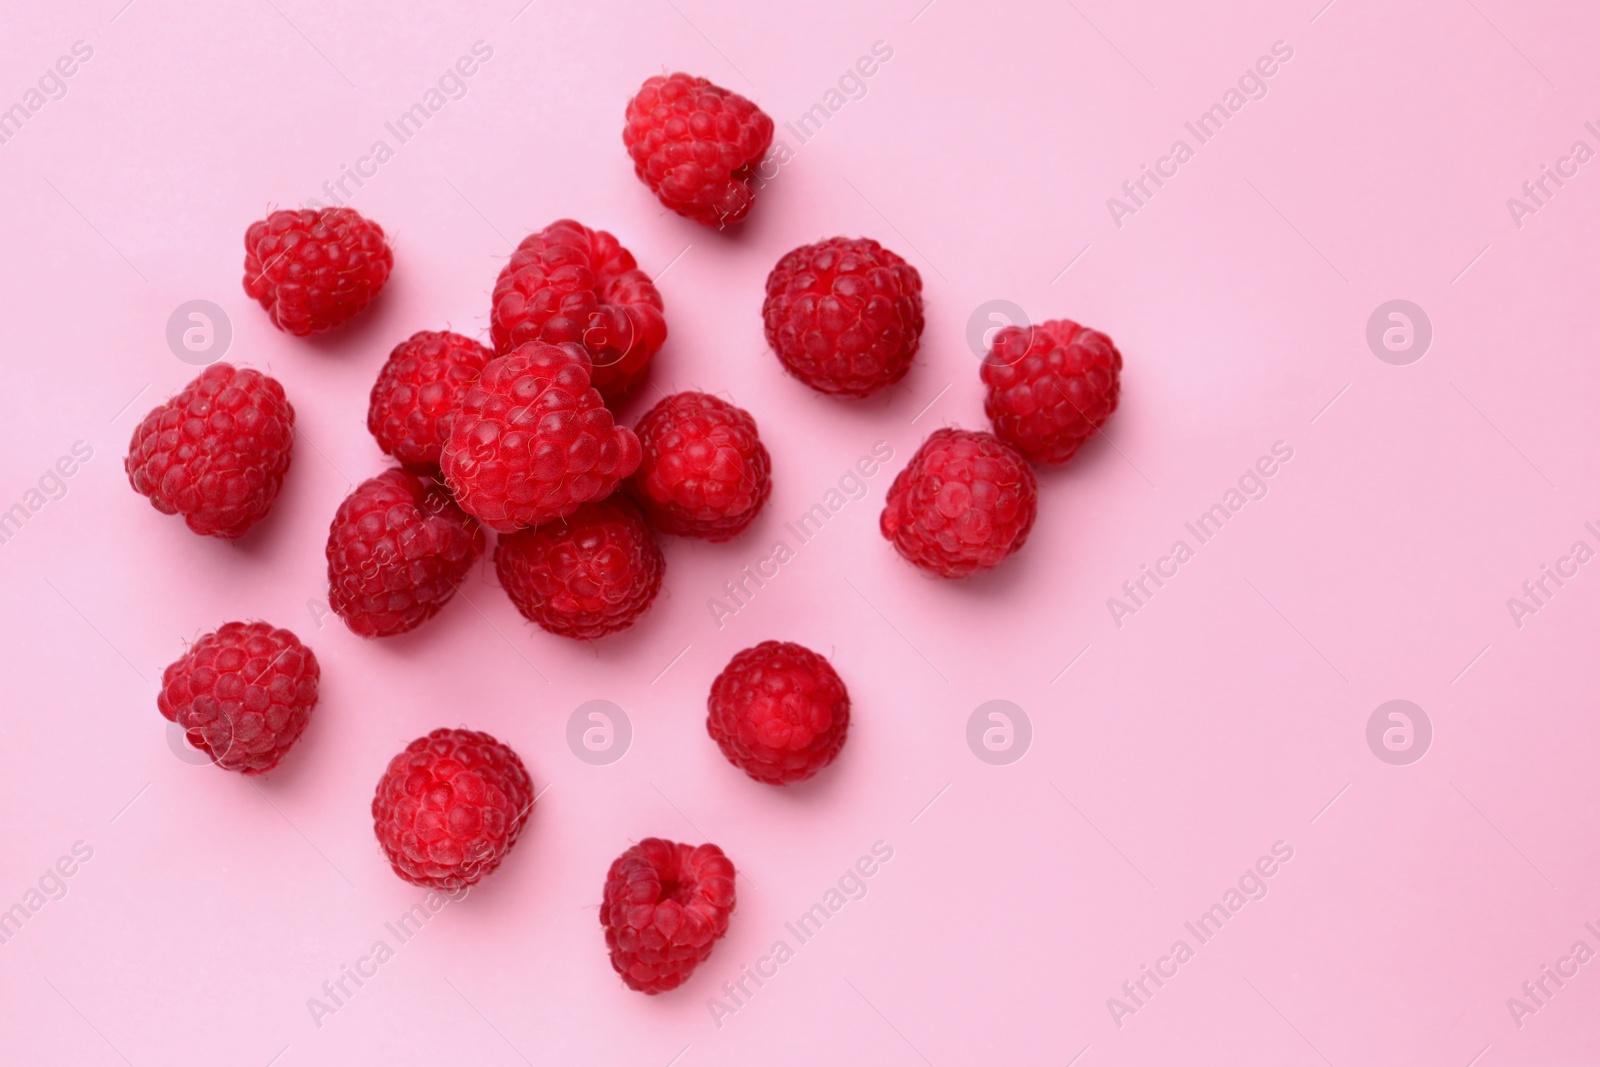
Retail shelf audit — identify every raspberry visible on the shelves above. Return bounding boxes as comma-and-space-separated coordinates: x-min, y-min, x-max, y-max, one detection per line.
371, 728, 534, 890
623, 72, 775, 228
325, 469, 484, 639
707, 641, 849, 784
494, 497, 664, 640
158, 622, 319, 775
762, 237, 925, 397
629, 392, 771, 541
982, 319, 1122, 465
880, 428, 1038, 578
600, 838, 736, 994
243, 207, 392, 336
440, 342, 641, 533
368, 331, 493, 473
125, 363, 295, 539
490, 220, 667, 402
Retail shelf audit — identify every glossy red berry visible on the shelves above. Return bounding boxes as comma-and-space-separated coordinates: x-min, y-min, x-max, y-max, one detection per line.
763, 237, 924, 396
243, 207, 392, 336
495, 497, 665, 640
707, 641, 850, 784
490, 220, 667, 402
982, 319, 1121, 464
629, 392, 771, 541
880, 428, 1038, 578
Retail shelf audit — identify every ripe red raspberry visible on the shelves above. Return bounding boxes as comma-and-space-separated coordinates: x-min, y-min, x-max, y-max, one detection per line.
495, 498, 664, 640
158, 622, 319, 774
368, 331, 493, 473
629, 392, 771, 541
762, 237, 925, 397
243, 207, 392, 336
982, 319, 1122, 465
490, 220, 667, 402
600, 838, 736, 994
623, 73, 775, 228
440, 342, 641, 533
125, 363, 295, 539
371, 728, 534, 890
880, 428, 1038, 578
325, 469, 484, 639
707, 641, 849, 785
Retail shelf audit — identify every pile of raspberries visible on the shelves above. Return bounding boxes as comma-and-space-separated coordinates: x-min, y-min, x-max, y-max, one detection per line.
130, 72, 1122, 995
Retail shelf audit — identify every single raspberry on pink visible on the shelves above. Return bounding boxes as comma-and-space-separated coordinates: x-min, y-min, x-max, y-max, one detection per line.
243, 207, 392, 336
326, 469, 484, 639
371, 728, 534, 890
880, 427, 1038, 578
440, 342, 641, 533
125, 363, 294, 539
490, 220, 667, 402
707, 641, 850, 784
158, 621, 319, 774
495, 497, 664, 641
763, 236, 924, 397
623, 72, 775, 228
600, 838, 736, 994
982, 318, 1122, 465
629, 391, 771, 541
368, 330, 494, 473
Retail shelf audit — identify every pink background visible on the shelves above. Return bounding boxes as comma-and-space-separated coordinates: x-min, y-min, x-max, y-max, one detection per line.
3, 0, 1599, 1063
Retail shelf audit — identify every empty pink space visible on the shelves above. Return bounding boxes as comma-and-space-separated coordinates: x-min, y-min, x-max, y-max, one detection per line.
1, 1, 1597, 1064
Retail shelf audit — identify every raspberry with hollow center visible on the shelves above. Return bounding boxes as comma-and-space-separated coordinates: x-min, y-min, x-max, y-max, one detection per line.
440, 342, 641, 533
125, 363, 295, 540
490, 220, 667, 402
707, 641, 850, 784
158, 621, 320, 774
371, 728, 534, 890
495, 497, 665, 641
600, 838, 736, 994
325, 469, 484, 639
982, 318, 1122, 465
763, 236, 925, 397
880, 427, 1038, 578
628, 391, 771, 541
368, 331, 494, 473
243, 207, 392, 336
623, 72, 775, 228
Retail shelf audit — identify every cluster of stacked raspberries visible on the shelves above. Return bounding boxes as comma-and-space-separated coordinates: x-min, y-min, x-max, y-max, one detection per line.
126, 71, 1122, 996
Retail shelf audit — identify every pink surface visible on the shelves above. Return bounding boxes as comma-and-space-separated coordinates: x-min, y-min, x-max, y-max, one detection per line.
2, 0, 1599, 1063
